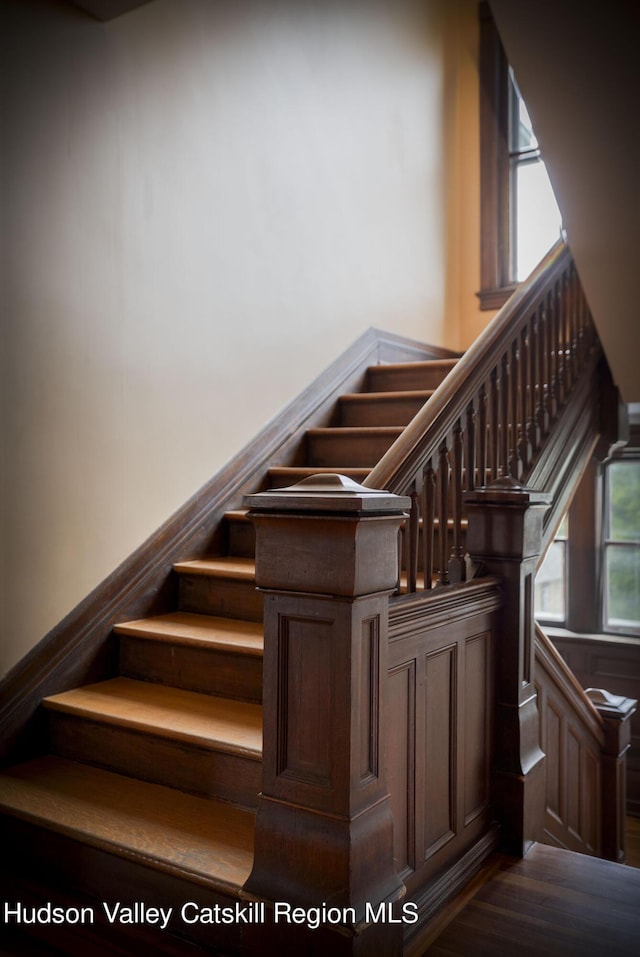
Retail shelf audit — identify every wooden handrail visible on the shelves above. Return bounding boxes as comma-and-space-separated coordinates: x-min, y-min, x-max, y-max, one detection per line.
534, 621, 636, 861
534, 623, 604, 738
365, 240, 598, 592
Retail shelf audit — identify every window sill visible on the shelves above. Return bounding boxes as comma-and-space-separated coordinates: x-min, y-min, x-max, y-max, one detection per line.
476, 284, 519, 311
544, 626, 640, 648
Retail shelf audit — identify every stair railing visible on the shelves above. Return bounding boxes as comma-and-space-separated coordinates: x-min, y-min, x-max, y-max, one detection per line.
364, 240, 598, 593
535, 623, 636, 862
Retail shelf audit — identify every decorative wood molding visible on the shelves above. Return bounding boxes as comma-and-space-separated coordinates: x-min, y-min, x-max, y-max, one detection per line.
0, 329, 453, 766
402, 824, 500, 957
389, 579, 501, 640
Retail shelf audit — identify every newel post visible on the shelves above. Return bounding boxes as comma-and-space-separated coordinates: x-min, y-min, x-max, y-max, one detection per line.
464, 478, 550, 856
585, 688, 637, 863
241, 475, 410, 956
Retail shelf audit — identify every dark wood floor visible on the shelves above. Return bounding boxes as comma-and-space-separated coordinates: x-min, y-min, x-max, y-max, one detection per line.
424, 827, 640, 956
626, 813, 640, 868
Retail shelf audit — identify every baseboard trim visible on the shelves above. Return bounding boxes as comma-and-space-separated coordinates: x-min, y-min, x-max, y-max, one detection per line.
402, 825, 501, 957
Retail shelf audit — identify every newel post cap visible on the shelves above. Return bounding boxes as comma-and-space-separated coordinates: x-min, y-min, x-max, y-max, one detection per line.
243, 473, 411, 515
463, 476, 552, 509
243, 475, 410, 596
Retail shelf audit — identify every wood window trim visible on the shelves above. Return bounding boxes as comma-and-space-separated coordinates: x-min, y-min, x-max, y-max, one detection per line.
477, 1, 518, 310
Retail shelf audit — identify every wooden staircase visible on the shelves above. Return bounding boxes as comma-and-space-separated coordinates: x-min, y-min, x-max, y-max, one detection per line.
0, 356, 457, 956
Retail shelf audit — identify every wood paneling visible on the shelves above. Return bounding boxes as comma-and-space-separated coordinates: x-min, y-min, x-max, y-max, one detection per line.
424, 645, 456, 857
387, 581, 500, 915
535, 629, 605, 854
550, 630, 640, 815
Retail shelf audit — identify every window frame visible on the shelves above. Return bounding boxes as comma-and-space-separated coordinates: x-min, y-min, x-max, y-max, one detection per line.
601, 455, 640, 636
478, 2, 562, 309
478, 1, 516, 310
536, 435, 640, 639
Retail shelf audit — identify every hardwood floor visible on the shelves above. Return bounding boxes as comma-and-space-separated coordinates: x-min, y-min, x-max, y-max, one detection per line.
626, 814, 640, 868
424, 842, 640, 956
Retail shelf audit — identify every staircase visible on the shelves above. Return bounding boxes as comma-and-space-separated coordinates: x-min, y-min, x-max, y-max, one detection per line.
0, 356, 457, 956
1, 241, 634, 956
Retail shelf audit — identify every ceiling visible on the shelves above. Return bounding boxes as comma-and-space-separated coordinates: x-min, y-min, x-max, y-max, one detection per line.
489, 0, 640, 402
71, 0, 153, 20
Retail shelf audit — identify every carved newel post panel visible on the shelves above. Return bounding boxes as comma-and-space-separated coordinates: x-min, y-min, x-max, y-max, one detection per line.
464, 478, 550, 856
242, 475, 410, 956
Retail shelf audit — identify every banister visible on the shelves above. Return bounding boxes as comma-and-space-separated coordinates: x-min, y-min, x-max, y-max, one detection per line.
365, 240, 570, 493
534, 622, 604, 736
364, 239, 598, 593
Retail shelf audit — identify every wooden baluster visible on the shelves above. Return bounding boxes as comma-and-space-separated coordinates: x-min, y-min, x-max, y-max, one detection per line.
490, 367, 499, 481
567, 263, 580, 382
530, 311, 541, 454
465, 399, 476, 492
423, 462, 435, 590
547, 291, 558, 423
407, 483, 420, 594
478, 383, 488, 488
575, 264, 586, 365
509, 338, 522, 480
539, 298, 550, 436
520, 324, 532, 472
555, 279, 565, 407
501, 352, 509, 477
437, 441, 450, 586
564, 269, 574, 393
448, 420, 465, 583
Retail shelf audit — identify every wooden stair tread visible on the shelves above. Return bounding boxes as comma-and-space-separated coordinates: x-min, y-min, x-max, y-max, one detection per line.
44, 678, 262, 758
369, 359, 458, 372
268, 466, 370, 479
115, 612, 263, 656
340, 389, 434, 402
306, 426, 404, 436
174, 556, 255, 580
0, 756, 254, 892
224, 509, 251, 522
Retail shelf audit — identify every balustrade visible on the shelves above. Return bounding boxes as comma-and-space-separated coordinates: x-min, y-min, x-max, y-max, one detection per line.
365, 241, 599, 595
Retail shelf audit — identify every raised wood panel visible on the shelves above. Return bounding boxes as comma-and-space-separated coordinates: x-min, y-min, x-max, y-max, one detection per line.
278, 616, 334, 786
566, 728, 581, 839
424, 645, 456, 859
535, 632, 604, 855
544, 701, 563, 823
359, 617, 380, 783
388, 662, 416, 877
463, 633, 491, 826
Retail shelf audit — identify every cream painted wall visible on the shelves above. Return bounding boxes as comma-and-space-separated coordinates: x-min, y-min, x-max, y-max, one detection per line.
1, 0, 483, 676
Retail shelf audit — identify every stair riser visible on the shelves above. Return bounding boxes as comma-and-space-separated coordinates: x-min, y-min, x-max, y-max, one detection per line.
48, 714, 260, 809
306, 432, 398, 468
179, 575, 263, 622
227, 519, 255, 558
120, 638, 263, 704
339, 395, 427, 427
266, 468, 370, 489
367, 363, 456, 392
0, 817, 245, 956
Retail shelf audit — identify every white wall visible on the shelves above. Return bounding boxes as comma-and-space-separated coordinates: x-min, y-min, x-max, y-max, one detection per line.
1, 0, 478, 676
